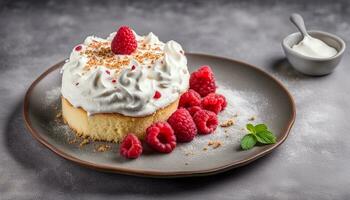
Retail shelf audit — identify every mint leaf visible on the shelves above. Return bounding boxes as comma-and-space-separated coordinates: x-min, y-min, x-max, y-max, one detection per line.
241, 134, 257, 150
256, 131, 276, 144
240, 123, 277, 150
246, 124, 255, 134
254, 124, 268, 133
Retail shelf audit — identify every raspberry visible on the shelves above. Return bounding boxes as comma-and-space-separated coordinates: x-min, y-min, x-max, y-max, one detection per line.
153, 91, 161, 99
179, 89, 201, 109
75, 45, 82, 51
189, 65, 216, 97
119, 134, 143, 159
187, 106, 202, 116
193, 110, 218, 135
168, 108, 197, 142
201, 93, 227, 114
111, 26, 137, 55
146, 122, 176, 153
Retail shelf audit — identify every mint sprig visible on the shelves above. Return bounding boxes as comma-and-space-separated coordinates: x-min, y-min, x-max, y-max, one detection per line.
240, 123, 277, 150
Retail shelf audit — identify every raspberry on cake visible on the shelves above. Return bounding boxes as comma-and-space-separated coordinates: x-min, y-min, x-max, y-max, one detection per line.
111, 26, 137, 55
61, 27, 190, 142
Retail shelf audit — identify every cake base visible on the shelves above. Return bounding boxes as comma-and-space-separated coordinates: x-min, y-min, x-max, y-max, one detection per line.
61, 97, 179, 142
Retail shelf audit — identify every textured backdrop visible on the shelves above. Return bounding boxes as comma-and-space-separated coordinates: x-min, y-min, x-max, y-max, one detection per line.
1, 0, 350, 199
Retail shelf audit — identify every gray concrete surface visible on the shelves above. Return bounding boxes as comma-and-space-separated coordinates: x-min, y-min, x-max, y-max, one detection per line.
1, 0, 350, 199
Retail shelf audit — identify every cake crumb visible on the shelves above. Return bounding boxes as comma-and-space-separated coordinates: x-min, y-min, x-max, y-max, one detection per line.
249, 116, 256, 121
208, 140, 222, 149
220, 118, 235, 127
212, 141, 222, 149
185, 151, 194, 156
224, 130, 228, 133
208, 141, 215, 146
203, 147, 208, 151
96, 144, 111, 152
79, 139, 90, 147
68, 138, 77, 144
56, 112, 62, 118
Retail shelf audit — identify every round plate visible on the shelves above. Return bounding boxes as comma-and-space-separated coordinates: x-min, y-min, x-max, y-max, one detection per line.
23, 53, 295, 178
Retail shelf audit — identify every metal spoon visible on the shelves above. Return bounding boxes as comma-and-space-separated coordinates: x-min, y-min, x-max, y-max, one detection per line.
290, 13, 310, 38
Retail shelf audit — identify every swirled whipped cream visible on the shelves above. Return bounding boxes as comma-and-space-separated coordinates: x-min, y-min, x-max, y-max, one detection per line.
61, 31, 189, 117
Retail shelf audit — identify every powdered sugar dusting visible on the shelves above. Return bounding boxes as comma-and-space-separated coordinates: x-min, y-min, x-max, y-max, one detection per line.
45, 87, 61, 105
178, 84, 268, 156
44, 87, 74, 139
48, 120, 72, 138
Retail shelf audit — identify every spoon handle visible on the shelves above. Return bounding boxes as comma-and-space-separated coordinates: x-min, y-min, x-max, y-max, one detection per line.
290, 13, 309, 38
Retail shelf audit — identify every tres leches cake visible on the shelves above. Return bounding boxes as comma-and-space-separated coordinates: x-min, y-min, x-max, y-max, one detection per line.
61, 26, 189, 142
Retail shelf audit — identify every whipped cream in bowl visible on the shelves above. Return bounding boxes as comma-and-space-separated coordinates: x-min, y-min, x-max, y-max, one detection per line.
61, 31, 189, 116
282, 31, 346, 76
282, 13, 346, 76
291, 35, 338, 59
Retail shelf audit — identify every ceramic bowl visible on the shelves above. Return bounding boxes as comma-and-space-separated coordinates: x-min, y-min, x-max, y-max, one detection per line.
282, 30, 346, 76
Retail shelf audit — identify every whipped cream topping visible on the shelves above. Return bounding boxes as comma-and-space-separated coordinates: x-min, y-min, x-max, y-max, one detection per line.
61, 31, 189, 117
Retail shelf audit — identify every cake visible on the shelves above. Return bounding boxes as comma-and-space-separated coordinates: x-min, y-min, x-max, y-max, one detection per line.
61, 27, 189, 142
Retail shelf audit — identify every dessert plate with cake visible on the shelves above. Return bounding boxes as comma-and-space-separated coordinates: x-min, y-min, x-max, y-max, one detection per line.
24, 26, 295, 177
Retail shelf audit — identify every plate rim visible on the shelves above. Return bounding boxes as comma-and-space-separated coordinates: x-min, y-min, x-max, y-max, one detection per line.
23, 53, 296, 178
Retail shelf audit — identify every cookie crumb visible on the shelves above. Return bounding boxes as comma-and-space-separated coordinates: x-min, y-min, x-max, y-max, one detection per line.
208, 141, 214, 146
68, 138, 77, 144
96, 144, 111, 152
249, 116, 256, 121
208, 140, 222, 149
220, 118, 235, 127
212, 141, 222, 149
56, 112, 62, 118
79, 139, 90, 147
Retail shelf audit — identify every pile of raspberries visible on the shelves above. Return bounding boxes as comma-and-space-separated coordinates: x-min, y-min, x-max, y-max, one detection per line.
120, 66, 227, 159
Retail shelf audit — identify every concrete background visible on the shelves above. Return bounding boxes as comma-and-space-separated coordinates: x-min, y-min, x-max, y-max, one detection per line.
1, 0, 350, 199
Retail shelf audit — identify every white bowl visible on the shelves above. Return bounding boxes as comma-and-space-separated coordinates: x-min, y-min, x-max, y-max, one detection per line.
282, 30, 346, 76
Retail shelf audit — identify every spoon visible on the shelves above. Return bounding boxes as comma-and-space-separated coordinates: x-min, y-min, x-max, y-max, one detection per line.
290, 13, 310, 38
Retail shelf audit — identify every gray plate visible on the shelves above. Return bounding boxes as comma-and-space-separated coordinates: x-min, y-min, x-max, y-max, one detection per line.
24, 53, 295, 178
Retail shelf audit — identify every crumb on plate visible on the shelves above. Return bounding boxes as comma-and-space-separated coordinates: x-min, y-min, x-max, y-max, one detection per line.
208, 140, 223, 149
248, 116, 256, 121
212, 141, 222, 149
68, 138, 77, 144
56, 112, 62, 118
220, 118, 235, 127
79, 139, 90, 147
95, 144, 111, 152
